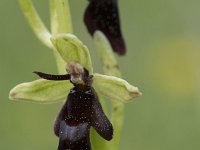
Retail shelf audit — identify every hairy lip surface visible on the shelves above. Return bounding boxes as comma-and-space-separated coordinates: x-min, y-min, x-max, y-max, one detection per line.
55, 86, 113, 150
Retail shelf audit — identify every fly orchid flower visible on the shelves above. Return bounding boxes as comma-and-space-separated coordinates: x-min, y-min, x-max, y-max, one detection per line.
34, 63, 113, 150
84, 0, 126, 55
9, 34, 141, 149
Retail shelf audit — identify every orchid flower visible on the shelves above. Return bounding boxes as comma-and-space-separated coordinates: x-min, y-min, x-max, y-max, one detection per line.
9, 34, 141, 149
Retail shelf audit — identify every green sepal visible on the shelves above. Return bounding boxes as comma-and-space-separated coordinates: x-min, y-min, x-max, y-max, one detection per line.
93, 73, 141, 102
51, 34, 93, 73
9, 79, 72, 104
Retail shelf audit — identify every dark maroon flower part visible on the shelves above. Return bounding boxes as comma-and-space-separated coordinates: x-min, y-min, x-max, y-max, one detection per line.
34, 69, 113, 150
84, 0, 126, 55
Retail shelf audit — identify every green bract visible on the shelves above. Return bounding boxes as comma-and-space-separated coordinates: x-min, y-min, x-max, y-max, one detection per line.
9, 33, 141, 103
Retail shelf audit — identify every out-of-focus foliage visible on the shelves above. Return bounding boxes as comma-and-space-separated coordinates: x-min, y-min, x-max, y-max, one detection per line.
1, 0, 200, 150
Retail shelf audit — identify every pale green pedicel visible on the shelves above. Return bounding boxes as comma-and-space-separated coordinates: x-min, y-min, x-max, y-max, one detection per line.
94, 31, 121, 76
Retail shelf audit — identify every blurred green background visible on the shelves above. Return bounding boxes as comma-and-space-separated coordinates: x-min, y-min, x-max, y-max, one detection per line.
1, 0, 200, 149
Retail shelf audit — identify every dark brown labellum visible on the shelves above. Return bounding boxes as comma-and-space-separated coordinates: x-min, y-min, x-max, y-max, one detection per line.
34, 69, 113, 150
84, 0, 126, 55
54, 85, 113, 150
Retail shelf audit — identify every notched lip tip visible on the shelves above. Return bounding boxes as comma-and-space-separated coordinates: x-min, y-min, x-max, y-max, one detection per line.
106, 134, 114, 141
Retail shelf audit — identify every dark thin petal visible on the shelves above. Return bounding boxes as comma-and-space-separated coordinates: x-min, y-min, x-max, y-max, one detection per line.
33, 71, 70, 80
84, 0, 126, 55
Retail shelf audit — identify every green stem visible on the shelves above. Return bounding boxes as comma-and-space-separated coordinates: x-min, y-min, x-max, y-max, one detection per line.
19, 0, 52, 48
19, 0, 73, 74
50, 0, 73, 74
94, 31, 124, 150
50, 0, 73, 34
